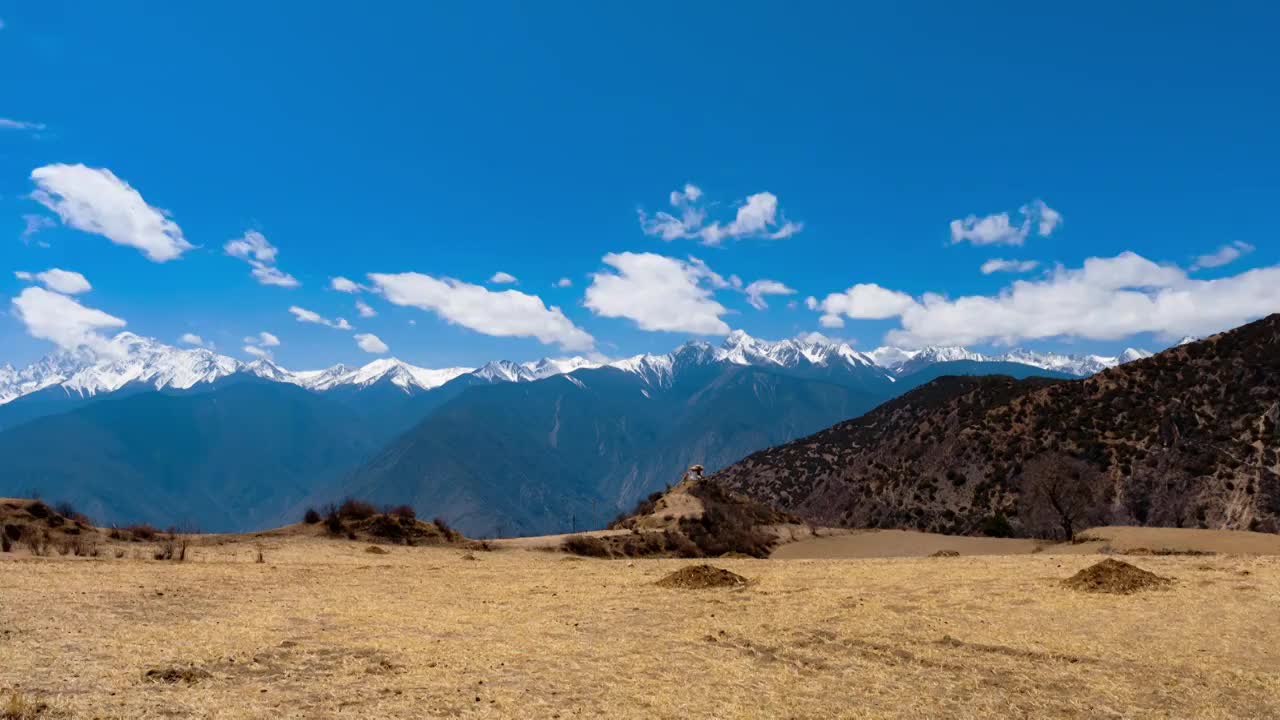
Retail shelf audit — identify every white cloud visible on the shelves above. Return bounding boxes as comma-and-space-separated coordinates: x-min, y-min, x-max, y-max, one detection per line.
179, 333, 207, 347
21, 214, 55, 245
330, 276, 362, 293
355, 300, 377, 318
814, 251, 1280, 347
224, 230, 298, 288
949, 199, 1061, 246
0, 117, 44, 131
30, 164, 193, 262
1191, 241, 1254, 271
811, 283, 920, 328
369, 272, 593, 350
980, 258, 1040, 275
243, 345, 271, 359
489, 271, 518, 284
355, 333, 389, 354
584, 252, 731, 335
555, 277, 573, 288
289, 305, 352, 330
243, 331, 280, 347
743, 279, 796, 310
669, 183, 702, 205
639, 185, 803, 245
14, 268, 92, 295
10, 287, 126, 354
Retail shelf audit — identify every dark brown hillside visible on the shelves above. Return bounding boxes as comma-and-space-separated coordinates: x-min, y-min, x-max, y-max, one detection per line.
713, 314, 1280, 538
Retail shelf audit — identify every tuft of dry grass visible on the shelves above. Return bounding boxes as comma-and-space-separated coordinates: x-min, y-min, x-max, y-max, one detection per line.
2, 691, 49, 720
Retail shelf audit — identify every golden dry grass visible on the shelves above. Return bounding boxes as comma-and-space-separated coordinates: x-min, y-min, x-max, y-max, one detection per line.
2, 532, 1279, 719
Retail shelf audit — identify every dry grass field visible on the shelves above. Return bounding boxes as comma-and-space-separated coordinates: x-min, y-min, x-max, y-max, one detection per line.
3, 529, 1279, 719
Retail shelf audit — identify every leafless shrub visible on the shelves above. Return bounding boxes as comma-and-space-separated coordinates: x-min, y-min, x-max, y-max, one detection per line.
338, 498, 378, 521
153, 530, 190, 561
21, 528, 50, 557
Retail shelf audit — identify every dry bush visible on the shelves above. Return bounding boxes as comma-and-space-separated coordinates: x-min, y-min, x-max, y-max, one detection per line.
3, 524, 19, 542
433, 516, 458, 542
1, 535, 10, 553
562, 535, 611, 557
119, 524, 160, 542
386, 504, 416, 520
303, 507, 322, 524
20, 528, 50, 557
338, 498, 378, 521
325, 508, 345, 535
153, 532, 189, 561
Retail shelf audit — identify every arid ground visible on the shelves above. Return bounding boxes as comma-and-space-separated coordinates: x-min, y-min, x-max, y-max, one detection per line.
3, 528, 1279, 719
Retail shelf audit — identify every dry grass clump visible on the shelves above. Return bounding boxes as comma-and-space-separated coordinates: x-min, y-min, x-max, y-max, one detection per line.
929, 549, 960, 558
365, 545, 389, 555
562, 530, 699, 559
2, 690, 50, 719
1063, 559, 1173, 594
143, 666, 211, 684
655, 564, 748, 590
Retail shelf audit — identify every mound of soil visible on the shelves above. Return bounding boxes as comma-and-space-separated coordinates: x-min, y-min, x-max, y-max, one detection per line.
655, 564, 748, 590
1063, 559, 1172, 594
364, 545, 389, 554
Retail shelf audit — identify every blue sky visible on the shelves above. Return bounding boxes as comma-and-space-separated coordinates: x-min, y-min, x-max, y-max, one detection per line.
2, 2, 1277, 369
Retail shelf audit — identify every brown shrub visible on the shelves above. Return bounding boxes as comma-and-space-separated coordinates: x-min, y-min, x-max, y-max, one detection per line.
562, 534, 611, 557
303, 507, 322, 524
386, 504, 416, 520
338, 498, 378, 521
20, 528, 50, 556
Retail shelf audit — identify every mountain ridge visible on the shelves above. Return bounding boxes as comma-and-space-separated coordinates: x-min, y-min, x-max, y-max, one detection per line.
713, 314, 1280, 537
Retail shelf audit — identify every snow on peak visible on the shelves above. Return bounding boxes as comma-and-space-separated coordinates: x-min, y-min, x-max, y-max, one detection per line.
865, 343, 1156, 377
295, 358, 473, 393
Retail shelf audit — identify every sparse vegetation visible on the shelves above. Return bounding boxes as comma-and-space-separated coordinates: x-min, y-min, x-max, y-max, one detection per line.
303, 507, 322, 524
715, 314, 1280, 538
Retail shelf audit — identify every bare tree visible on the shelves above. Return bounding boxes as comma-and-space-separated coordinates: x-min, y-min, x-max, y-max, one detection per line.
1018, 454, 1102, 540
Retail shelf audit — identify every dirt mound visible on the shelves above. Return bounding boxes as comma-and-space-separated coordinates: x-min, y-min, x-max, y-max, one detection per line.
364, 545, 389, 554
1063, 559, 1172, 594
655, 564, 748, 590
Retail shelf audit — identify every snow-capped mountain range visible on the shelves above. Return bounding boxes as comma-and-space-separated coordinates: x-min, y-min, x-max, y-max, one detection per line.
0, 330, 1157, 407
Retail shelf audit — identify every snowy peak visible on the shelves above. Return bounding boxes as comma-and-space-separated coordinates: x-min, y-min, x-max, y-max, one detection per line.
718, 330, 877, 370
1119, 348, 1154, 363
867, 343, 1156, 377
293, 359, 473, 394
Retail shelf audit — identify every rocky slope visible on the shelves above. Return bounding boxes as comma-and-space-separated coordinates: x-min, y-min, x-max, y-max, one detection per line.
714, 314, 1280, 538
